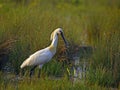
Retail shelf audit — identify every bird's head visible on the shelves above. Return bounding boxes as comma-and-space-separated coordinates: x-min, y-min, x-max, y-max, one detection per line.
50, 28, 68, 47
55, 28, 63, 35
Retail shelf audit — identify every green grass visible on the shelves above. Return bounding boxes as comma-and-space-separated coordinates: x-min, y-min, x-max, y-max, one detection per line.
0, 72, 115, 90
0, 0, 120, 89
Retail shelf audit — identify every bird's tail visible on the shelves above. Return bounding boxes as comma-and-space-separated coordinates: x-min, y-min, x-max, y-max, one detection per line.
20, 58, 29, 69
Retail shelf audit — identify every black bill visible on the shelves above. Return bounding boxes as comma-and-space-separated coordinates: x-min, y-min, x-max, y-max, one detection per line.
60, 32, 68, 47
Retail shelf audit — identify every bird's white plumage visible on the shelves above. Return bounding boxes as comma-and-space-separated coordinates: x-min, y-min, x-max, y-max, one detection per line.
20, 47, 53, 68
20, 28, 67, 70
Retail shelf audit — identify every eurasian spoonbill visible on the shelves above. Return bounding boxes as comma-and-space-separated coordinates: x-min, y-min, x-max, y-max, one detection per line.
20, 28, 68, 77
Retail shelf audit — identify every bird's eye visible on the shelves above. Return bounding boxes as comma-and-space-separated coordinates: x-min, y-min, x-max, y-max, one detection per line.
59, 31, 62, 34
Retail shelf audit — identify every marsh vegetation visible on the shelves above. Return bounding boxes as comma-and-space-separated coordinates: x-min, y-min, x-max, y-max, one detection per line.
0, 0, 120, 89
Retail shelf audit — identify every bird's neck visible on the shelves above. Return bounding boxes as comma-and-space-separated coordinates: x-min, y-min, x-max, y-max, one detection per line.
49, 35, 58, 55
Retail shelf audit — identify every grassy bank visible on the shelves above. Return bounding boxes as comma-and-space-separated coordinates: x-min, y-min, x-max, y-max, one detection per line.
0, 72, 116, 90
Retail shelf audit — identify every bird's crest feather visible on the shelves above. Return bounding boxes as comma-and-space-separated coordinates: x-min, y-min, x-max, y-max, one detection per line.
50, 32, 54, 41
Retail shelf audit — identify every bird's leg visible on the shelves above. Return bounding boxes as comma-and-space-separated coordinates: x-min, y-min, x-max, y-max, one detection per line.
38, 65, 43, 78
29, 65, 37, 78
38, 69, 41, 78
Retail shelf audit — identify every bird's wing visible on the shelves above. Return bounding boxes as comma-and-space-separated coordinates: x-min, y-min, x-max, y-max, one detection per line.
28, 48, 53, 66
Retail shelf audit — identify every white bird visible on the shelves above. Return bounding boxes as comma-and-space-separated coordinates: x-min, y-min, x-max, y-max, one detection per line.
20, 28, 67, 77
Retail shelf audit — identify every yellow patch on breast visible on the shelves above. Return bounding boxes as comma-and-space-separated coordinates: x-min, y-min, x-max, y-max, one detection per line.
49, 45, 56, 54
